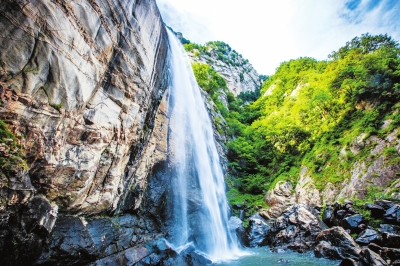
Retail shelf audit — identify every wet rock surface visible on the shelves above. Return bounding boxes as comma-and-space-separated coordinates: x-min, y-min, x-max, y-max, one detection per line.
314, 227, 361, 260
384, 205, 400, 225
309, 199, 400, 265
382, 232, 400, 248
229, 216, 248, 246
366, 203, 385, 217
338, 257, 360, 266
359, 248, 388, 266
379, 224, 400, 234
36, 214, 164, 265
247, 213, 270, 247
266, 204, 324, 252
356, 229, 381, 245
343, 214, 364, 233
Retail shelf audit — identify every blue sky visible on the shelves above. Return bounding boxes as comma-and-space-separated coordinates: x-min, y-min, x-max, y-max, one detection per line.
156, 0, 400, 75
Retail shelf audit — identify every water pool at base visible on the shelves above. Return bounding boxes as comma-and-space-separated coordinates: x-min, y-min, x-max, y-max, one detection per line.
214, 248, 339, 266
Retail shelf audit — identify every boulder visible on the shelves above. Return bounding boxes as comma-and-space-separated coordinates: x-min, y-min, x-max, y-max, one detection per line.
232, 204, 245, 210
356, 229, 381, 245
228, 216, 248, 246
347, 207, 359, 215
189, 251, 212, 265
384, 205, 400, 225
268, 204, 323, 252
334, 202, 342, 211
375, 200, 395, 210
322, 205, 334, 226
368, 243, 383, 254
379, 224, 400, 234
314, 226, 361, 260
339, 258, 361, 266
314, 241, 341, 259
264, 181, 293, 218
359, 248, 388, 266
366, 203, 385, 217
247, 214, 270, 247
382, 232, 400, 248
343, 214, 363, 233
381, 247, 400, 262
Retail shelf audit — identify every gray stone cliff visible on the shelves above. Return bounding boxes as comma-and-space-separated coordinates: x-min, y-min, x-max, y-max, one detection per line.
186, 42, 262, 96
0, 0, 171, 264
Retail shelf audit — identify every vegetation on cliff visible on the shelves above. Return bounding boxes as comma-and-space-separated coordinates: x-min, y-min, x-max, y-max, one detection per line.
0, 119, 28, 208
225, 33, 400, 204
191, 33, 400, 213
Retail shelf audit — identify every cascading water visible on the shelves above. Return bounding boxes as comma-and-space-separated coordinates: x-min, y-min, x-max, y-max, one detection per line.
166, 29, 243, 262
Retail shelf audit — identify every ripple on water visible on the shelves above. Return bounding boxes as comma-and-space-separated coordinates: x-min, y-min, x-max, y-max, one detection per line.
214, 248, 340, 266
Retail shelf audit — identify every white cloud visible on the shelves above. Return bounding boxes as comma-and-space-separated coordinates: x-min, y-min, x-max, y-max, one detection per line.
156, 0, 400, 75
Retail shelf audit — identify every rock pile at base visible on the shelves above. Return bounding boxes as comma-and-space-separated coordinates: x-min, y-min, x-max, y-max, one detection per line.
315, 200, 400, 265
244, 199, 400, 265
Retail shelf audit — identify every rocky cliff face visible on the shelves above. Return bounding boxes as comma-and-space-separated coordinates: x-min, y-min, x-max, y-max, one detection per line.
0, 0, 169, 264
265, 128, 400, 218
186, 42, 262, 96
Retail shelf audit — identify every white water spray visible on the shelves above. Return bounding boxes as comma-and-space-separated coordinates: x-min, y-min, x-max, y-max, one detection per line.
166, 30, 244, 262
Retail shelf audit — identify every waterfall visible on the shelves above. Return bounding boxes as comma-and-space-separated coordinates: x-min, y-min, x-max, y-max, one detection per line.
166, 29, 243, 262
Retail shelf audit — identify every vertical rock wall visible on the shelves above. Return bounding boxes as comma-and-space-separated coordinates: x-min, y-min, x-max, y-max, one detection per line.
0, 0, 169, 264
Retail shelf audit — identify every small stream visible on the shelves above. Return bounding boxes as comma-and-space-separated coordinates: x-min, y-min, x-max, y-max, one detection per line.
214, 248, 339, 266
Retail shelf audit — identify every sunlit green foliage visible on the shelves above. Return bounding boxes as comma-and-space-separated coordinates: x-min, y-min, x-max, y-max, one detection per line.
226, 33, 400, 199
191, 62, 227, 96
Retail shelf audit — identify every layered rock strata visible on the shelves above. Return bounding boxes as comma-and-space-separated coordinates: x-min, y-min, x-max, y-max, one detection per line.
0, 0, 169, 264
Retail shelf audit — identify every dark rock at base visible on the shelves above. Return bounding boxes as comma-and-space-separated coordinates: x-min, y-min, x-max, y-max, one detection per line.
379, 224, 400, 234
189, 251, 212, 265
343, 214, 363, 233
334, 202, 342, 212
359, 248, 388, 266
381, 247, 400, 262
357, 224, 368, 232
239, 210, 245, 220
337, 210, 347, 219
382, 232, 400, 248
323, 205, 334, 226
314, 226, 361, 260
137, 253, 163, 266
314, 240, 341, 259
384, 205, 400, 225
375, 200, 395, 210
393, 260, 400, 266
232, 204, 245, 210
287, 242, 308, 253
366, 203, 385, 217
347, 207, 359, 215
314, 205, 323, 211
268, 204, 322, 252
37, 214, 163, 265
368, 243, 383, 254
247, 213, 270, 247
339, 258, 361, 266
356, 229, 381, 245
228, 216, 248, 246
162, 256, 188, 266
344, 199, 354, 205
21, 196, 58, 236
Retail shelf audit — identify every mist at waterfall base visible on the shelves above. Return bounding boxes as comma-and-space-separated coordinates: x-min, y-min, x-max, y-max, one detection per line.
165, 29, 246, 262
